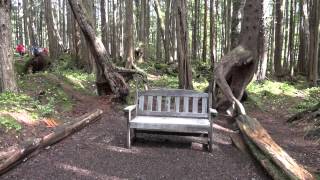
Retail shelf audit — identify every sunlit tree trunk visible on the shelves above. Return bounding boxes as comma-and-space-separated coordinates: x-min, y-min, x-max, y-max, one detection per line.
176, 0, 193, 89
0, 1, 17, 92
124, 0, 134, 68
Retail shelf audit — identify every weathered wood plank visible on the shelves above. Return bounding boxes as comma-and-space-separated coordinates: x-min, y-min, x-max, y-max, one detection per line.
138, 96, 144, 111
165, 97, 171, 112
139, 89, 208, 98
183, 97, 189, 113
157, 96, 162, 112
137, 111, 208, 118
130, 116, 210, 133
202, 98, 207, 113
175, 97, 180, 112
147, 96, 153, 111
192, 97, 199, 113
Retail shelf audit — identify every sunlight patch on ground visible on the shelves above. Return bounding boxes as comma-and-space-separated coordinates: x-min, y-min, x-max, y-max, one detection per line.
57, 163, 126, 180
93, 143, 141, 154
0, 111, 38, 126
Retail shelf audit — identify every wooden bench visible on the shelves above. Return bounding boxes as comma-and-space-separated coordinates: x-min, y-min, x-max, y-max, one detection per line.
124, 89, 218, 152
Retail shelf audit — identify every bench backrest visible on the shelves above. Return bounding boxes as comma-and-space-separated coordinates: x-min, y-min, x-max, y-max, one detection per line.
136, 89, 209, 118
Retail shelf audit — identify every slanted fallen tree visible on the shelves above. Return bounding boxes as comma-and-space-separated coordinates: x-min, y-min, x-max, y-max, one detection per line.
237, 115, 314, 179
68, 0, 146, 97
212, 0, 315, 179
0, 109, 103, 175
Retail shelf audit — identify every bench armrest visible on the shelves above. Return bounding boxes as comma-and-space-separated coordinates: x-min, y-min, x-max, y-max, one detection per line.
124, 105, 136, 122
209, 108, 218, 117
124, 105, 136, 112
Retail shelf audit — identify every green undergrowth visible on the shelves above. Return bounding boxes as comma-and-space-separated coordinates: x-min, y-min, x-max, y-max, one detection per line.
1, 54, 97, 132
247, 80, 320, 114
52, 54, 96, 95
0, 114, 22, 132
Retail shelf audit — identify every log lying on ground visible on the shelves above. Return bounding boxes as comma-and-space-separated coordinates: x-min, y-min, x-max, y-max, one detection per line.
0, 109, 103, 175
236, 115, 314, 180
287, 103, 320, 123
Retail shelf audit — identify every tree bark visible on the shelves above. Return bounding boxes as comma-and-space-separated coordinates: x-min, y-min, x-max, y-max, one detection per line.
307, 0, 320, 86
153, 0, 169, 62
191, 0, 199, 60
22, 0, 29, 46
202, 0, 208, 62
209, 0, 216, 70
124, 0, 134, 69
273, 0, 283, 78
297, 0, 310, 75
45, 0, 64, 59
214, 0, 262, 114
0, 0, 18, 93
230, 0, 243, 49
68, 0, 129, 97
287, 0, 296, 76
176, 0, 193, 89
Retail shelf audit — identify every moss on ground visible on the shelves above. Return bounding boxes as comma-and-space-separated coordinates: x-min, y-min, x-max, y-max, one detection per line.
247, 80, 320, 114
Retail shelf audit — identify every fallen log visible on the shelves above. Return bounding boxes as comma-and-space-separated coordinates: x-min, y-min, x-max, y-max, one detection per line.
287, 103, 320, 123
236, 115, 314, 180
241, 132, 289, 180
0, 109, 103, 176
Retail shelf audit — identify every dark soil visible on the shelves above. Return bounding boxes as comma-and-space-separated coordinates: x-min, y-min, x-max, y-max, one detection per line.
1, 82, 319, 179
1, 93, 270, 179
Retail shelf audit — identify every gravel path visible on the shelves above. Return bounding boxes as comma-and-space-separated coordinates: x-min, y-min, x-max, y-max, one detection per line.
1, 99, 268, 180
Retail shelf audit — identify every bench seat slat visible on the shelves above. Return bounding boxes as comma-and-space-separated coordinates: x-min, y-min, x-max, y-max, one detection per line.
130, 116, 210, 133
137, 111, 208, 118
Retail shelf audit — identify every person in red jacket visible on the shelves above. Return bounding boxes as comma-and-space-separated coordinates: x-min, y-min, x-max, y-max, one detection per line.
16, 44, 26, 56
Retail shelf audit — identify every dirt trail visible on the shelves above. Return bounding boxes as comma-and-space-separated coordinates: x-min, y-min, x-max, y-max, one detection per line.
1, 82, 318, 179
1, 89, 269, 180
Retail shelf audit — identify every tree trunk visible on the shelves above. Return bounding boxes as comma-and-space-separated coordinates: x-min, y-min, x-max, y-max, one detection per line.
214, 0, 262, 114
287, 0, 296, 76
45, 0, 64, 59
100, 0, 107, 47
0, 0, 18, 93
273, 0, 283, 78
256, 0, 268, 81
68, 0, 129, 97
209, 0, 216, 70
153, 0, 169, 62
165, 0, 171, 62
191, 0, 199, 60
22, 0, 29, 46
297, 0, 309, 75
176, 0, 193, 89
307, 0, 319, 86
124, 0, 134, 69
78, 0, 95, 73
230, 0, 243, 49
202, 0, 208, 62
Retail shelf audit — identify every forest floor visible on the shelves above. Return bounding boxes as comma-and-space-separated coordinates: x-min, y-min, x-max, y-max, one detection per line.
0, 56, 319, 179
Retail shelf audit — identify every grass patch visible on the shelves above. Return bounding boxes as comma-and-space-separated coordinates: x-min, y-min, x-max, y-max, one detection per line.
0, 114, 22, 132
247, 80, 320, 113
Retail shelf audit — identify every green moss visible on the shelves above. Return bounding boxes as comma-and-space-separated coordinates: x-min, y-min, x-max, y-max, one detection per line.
0, 114, 22, 132
247, 80, 320, 113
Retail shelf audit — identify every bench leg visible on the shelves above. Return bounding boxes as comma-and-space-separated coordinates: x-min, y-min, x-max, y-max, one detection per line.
208, 127, 213, 152
127, 128, 131, 149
